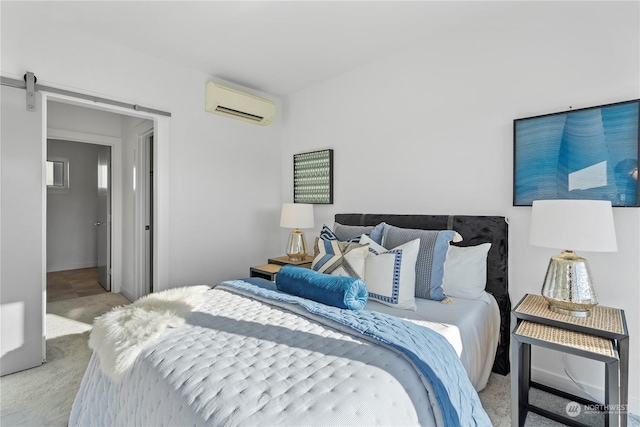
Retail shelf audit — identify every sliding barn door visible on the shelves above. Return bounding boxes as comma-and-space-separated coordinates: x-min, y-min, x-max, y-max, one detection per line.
0, 85, 45, 375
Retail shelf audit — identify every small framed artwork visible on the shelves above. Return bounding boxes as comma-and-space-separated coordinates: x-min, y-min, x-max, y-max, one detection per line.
513, 99, 639, 207
293, 149, 333, 204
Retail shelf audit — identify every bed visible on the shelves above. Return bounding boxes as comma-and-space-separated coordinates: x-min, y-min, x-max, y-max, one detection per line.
69, 213, 509, 427
334, 213, 511, 377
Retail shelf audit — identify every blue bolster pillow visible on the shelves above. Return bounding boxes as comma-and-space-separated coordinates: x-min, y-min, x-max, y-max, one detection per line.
275, 265, 368, 310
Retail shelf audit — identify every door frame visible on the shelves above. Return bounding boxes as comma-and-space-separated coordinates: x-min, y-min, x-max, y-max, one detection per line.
134, 123, 154, 299
42, 92, 170, 295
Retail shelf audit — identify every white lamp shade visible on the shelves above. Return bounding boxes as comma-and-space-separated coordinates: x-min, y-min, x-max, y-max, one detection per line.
529, 200, 617, 252
280, 203, 314, 229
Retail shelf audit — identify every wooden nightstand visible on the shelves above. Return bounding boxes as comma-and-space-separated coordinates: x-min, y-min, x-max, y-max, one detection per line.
249, 264, 282, 281
249, 255, 313, 281
511, 294, 629, 427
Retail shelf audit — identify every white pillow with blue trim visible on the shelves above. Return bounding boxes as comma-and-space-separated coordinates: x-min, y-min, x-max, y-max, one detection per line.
360, 234, 419, 311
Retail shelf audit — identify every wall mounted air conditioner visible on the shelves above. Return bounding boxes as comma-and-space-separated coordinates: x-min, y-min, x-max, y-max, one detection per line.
205, 82, 275, 126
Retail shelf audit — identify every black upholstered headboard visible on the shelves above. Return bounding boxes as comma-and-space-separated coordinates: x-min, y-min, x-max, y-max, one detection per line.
334, 213, 510, 375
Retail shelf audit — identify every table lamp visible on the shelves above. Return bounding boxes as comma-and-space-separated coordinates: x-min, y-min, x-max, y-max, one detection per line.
529, 199, 617, 317
280, 203, 314, 261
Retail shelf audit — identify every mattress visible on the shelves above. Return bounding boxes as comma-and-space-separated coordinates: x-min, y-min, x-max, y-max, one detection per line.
70, 281, 491, 427
365, 292, 501, 391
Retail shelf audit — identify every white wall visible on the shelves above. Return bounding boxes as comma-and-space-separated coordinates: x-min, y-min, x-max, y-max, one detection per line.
46, 139, 102, 272
1, 10, 283, 289
281, 2, 640, 414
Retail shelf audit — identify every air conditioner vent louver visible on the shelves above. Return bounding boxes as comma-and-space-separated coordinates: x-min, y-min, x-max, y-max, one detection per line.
206, 82, 275, 126
215, 106, 264, 122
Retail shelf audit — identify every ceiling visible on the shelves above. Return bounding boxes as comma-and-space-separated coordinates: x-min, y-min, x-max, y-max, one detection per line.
1, 1, 617, 98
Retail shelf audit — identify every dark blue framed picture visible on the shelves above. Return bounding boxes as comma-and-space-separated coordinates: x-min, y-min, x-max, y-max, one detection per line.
514, 99, 639, 207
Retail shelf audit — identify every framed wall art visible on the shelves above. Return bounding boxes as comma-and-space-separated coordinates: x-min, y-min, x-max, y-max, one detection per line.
513, 99, 639, 207
293, 149, 333, 204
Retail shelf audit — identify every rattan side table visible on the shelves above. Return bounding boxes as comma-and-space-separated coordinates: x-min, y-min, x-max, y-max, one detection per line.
511, 294, 629, 427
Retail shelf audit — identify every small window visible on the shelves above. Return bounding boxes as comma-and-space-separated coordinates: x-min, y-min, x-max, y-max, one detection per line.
46, 157, 69, 193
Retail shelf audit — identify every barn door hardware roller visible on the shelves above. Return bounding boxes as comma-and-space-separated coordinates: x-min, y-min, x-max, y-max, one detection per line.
24, 72, 36, 112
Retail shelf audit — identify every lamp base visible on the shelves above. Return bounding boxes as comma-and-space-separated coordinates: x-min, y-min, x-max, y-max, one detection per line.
541, 250, 598, 318
545, 303, 594, 318
286, 228, 308, 261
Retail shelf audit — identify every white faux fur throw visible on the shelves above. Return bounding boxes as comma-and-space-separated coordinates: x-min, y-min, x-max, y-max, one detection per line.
89, 285, 211, 382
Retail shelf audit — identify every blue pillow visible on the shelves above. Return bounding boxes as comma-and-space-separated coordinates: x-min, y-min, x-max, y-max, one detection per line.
275, 265, 368, 310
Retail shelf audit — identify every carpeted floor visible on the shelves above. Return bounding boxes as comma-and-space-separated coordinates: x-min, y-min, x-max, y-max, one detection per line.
0, 292, 129, 426
0, 292, 637, 426
477, 370, 640, 427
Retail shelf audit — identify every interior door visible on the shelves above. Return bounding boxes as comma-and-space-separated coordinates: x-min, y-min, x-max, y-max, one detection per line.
97, 146, 111, 291
0, 85, 45, 375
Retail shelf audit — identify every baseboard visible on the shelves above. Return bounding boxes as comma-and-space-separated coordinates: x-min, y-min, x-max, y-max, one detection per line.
47, 261, 98, 273
119, 288, 136, 303
532, 366, 640, 417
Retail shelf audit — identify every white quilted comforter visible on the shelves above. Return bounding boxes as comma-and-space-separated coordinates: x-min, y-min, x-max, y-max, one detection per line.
70, 283, 487, 426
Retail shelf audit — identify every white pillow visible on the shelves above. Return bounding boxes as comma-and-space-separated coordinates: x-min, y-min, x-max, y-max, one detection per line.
442, 243, 491, 301
360, 234, 419, 311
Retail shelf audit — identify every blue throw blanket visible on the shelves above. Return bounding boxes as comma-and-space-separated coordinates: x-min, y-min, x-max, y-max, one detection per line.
219, 279, 491, 427
275, 264, 368, 310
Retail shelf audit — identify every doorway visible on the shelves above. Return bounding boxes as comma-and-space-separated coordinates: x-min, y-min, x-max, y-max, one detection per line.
44, 95, 170, 301
46, 138, 112, 300
46, 98, 163, 301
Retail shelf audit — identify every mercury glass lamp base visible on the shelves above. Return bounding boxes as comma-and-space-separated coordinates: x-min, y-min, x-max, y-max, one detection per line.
540, 250, 598, 318
285, 229, 308, 262
546, 303, 593, 318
